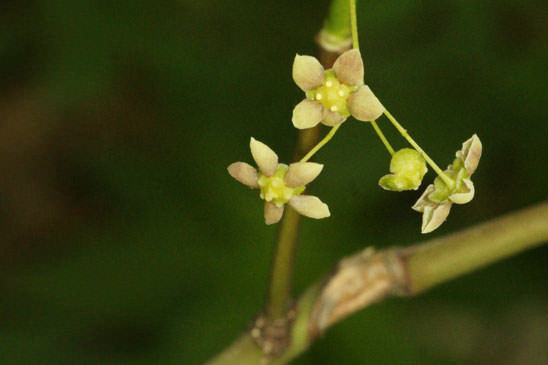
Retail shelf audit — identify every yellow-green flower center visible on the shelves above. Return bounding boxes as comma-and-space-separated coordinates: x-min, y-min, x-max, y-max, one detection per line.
258, 165, 305, 207
429, 159, 469, 203
306, 70, 356, 117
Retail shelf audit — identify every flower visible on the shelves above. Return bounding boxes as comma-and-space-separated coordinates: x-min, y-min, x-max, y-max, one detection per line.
379, 148, 428, 191
291, 49, 385, 129
227, 138, 330, 225
412, 135, 483, 233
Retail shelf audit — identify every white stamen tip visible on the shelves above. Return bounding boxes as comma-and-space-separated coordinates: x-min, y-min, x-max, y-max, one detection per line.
338, 90, 345, 97
330, 105, 338, 112
326, 81, 333, 87
315, 93, 323, 100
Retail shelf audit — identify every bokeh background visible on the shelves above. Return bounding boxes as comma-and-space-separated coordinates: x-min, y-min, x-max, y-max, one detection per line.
1, 0, 548, 363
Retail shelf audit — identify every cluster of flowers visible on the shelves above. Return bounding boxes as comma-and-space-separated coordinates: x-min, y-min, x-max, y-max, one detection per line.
228, 48, 482, 233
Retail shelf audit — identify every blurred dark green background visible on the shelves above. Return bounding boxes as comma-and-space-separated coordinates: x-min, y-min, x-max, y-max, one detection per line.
1, 0, 548, 364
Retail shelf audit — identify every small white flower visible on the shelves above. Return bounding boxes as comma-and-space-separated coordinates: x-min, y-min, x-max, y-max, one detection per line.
291, 49, 385, 129
412, 135, 482, 233
228, 138, 330, 225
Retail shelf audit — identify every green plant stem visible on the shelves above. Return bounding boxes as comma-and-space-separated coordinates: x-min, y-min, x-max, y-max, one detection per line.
318, 0, 352, 53
266, 206, 302, 319
348, 0, 396, 158
323, 0, 350, 40
299, 125, 341, 163
264, 6, 351, 321
349, 0, 359, 49
405, 202, 548, 293
383, 110, 455, 189
370, 121, 394, 155
206, 201, 548, 364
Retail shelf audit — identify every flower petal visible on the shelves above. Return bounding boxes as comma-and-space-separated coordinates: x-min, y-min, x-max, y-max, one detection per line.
322, 109, 346, 126
378, 174, 399, 191
227, 162, 259, 188
250, 137, 278, 177
288, 195, 330, 219
449, 178, 475, 204
264, 201, 284, 225
332, 49, 364, 86
412, 184, 435, 212
458, 134, 482, 176
421, 203, 452, 234
292, 99, 323, 129
348, 85, 385, 121
284, 162, 324, 188
292, 54, 325, 91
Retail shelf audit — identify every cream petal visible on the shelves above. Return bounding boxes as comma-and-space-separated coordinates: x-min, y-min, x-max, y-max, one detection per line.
412, 184, 435, 212
458, 134, 482, 176
288, 195, 330, 219
422, 203, 452, 234
264, 201, 284, 225
292, 99, 324, 129
284, 162, 324, 188
292, 54, 325, 91
449, 178, 475, 204
250, 137, 278, 177
322, 109, 346, 126
227, 162, 259, 188
347, 85, 385, 122
332, 49, 364, 86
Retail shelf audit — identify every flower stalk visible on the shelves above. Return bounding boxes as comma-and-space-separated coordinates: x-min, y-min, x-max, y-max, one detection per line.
349, 0, 359, 49
370, 120, 395, 155
383, 110, 456, 189
299, 124, 341, 163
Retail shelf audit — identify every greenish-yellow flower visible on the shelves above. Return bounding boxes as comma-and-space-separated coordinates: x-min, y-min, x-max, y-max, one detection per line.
379, 148, 427, 191
413, 135, 482, 233
292, 49, 385, 129
228, 138, 330, 225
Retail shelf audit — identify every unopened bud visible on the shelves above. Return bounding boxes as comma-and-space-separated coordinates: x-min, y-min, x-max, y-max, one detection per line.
379, 148, 427, 191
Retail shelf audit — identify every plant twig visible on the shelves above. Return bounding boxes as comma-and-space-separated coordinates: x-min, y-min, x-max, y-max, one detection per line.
262, 0, 352, 346
206, 201, 548, 364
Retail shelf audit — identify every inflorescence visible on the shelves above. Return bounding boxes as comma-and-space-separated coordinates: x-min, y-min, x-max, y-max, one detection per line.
227, 1, 482, 233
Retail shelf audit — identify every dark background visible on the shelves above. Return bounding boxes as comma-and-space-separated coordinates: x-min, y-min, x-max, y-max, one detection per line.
1, 0, 548, 363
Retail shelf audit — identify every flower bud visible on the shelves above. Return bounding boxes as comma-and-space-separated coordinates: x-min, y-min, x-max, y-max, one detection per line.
379, 148, 427, 191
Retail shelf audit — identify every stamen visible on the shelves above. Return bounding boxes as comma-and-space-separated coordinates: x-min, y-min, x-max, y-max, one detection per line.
325, 80, 333, 87
315, 93, 323, 100
330, 105, 338, 112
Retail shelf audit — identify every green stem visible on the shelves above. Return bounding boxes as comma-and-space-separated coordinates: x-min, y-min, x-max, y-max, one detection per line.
383, 110, 455, 189
349, 0, 396, 158
300, 125, 341, 163
266, 207, 301, 319
318, 0, 352, 52
349, 0, 359, 49
265, 16, 349, 321
323, 0, 350, 39
370, 121, 394, 155
406, 202, 548, 293
207, 201, 548, 364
